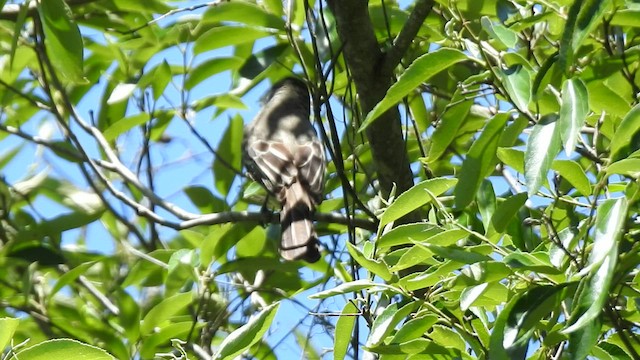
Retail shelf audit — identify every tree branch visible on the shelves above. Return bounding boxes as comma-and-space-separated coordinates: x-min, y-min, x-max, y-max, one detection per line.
327, 0, 416, 201
381, 0, 435, 76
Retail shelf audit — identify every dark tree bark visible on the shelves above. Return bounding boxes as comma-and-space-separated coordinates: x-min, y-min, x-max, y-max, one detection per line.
327, 0, 434, 200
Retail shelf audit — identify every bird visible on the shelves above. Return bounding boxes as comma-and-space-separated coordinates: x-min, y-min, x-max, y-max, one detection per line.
242, 77, 325, 263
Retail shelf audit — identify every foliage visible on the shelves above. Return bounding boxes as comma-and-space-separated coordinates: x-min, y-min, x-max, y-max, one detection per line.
0, 0, 639, 359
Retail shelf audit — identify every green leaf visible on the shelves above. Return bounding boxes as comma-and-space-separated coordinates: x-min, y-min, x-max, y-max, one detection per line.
525, 114, 562, 196
184, 186, 226, 213
38, 0, 85, 82
214, 115, 243, 196
481, 16, 518, 48
140, 322, 198, 359
503, 251, 561, 274
415, 243, 492, 264
13, 339, 115, 360
140, 292, 193, 336
50, 262, 96, 297
186, 57, 244, 90
559, 0, 612, 74
148, 60, 172, 100
194, 26, 275, 54
390, 314, 438, 343
587, 81, 631, 118
497, 147, 525, 174
361, 49, 468, 131
116, 289, 141, 343
401, 261, 460, 291
103, 113, 150, 141
309, 280, 402, 299
239, 43, 291, 79
552, 159, 592, 195
376, 223, 444, 250
606, 158, 640, 178
106, 83, 136, 104
559, 78, 589, 155
499, 65, 531, 112
610, 104, 640, 161
453, 261, 512, 288
201, 1, 286, 30
346, 242, 393, 281
564, 198, 627, 335
490, 284, 574, 359
366, 338, 457, 355
455, 112, 510, 208
214, 303, 280, 359
366, 302, 417, 348
9, 1, 29, 72
486, 192, 528, 239
427, 100, 472, 162
334, 302, 358, 360
380, 178, 457, 228
0, 318, 19, 351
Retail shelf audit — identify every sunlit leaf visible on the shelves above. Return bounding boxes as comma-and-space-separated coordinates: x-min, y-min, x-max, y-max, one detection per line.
334, 302, 358, 360
140, 292, 193, 336
346, 242, 393, 281
525, 114, 562, 196
499, 65, 531, 112
559, 78, 589, 155
610, 104, 640, 161
379, 178, 457, 228
194, 26, 275, 54
14, 339, 115, 360
552, 159, 592, 195
214, 303, 280, 360
366, 302, 417, 348
103, 113, 150, 141
564, 198, 627, 335
361, 49, 468, 131
481, 16, 518, 48
0, 318, 19, 351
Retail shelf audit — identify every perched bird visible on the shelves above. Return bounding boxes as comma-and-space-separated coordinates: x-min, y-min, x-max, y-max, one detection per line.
242, 77, 325, 262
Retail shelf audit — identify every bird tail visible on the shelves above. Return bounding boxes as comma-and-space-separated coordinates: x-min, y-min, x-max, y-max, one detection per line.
280, 181, 321, 262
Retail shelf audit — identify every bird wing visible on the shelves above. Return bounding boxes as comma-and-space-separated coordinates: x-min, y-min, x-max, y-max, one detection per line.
245, 140, 298, 197
294, 140, 325, 204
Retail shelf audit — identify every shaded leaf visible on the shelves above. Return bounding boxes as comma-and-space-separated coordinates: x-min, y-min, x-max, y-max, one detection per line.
213, 115, 243, 196
38, 0, 84, 82
455, 113, 510, 208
